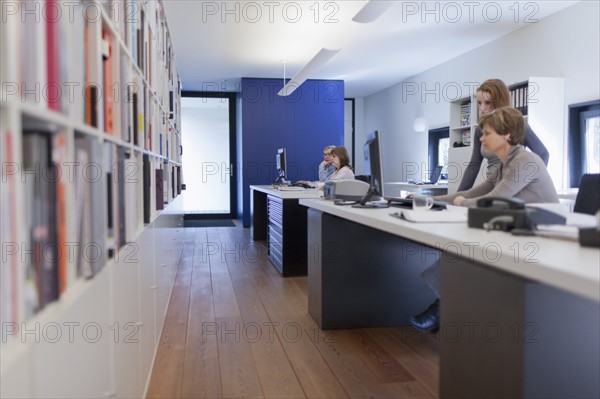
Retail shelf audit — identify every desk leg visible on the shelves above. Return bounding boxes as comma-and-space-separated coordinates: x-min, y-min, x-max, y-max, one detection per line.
440, 257, 600, 398
251, 189, 267, 241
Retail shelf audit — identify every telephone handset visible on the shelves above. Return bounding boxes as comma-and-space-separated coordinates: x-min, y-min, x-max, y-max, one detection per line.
468, 196, 565, 231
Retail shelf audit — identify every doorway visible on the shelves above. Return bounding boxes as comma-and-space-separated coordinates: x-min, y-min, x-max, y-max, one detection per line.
181, 91, 237, 218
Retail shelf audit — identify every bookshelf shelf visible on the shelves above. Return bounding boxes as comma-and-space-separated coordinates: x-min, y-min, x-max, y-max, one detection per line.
1, 0, 183, 397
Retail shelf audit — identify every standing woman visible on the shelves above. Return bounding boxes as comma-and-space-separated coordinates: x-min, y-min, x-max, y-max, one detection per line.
458, 79, 549, 191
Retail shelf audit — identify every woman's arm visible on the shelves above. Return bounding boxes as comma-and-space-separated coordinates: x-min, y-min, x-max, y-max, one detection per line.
436, 178, 495, 204
456, 127, 484, 191
460, 150, 539, 207
523, 123, 549, 165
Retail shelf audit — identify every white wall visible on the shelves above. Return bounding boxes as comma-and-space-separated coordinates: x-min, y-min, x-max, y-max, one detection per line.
359, 1, 600, 189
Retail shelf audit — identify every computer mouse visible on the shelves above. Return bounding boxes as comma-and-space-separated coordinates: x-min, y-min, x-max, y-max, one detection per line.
416, 182, 424, 185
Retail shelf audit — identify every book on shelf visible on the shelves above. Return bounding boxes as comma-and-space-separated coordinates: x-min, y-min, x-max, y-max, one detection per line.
155, 168, 164, 210
143, 154, 151, 223
22, 131, 60, 316
1, 130, 19, 324
46, 0, 60, 112
74, 134, 105, 278
116, 147, 127, 247
102, 29, 115, 135
123, 155, 140, 242
52, 133, 68, 294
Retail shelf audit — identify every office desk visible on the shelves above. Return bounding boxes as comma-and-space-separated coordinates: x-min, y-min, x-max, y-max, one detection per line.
300, 198, 599, 398
385, 182, 448, 196
250, 185, 320, 276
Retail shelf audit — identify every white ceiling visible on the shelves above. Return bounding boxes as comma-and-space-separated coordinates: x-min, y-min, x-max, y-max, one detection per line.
162, 1, 577, 98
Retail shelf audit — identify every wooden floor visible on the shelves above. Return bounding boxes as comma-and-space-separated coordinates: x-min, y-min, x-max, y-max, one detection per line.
146, 222, 439, 398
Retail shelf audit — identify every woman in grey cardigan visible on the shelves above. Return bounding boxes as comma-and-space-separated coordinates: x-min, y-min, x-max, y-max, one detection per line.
437, 106, 559, 207
457, 79, 549, 192
409, 106, 558, 334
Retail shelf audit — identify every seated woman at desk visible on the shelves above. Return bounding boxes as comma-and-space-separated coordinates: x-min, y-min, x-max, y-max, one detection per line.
458, 78, 549, 192
298, 146, 355, 188
435, 106, 559, 207
410, 106, 559, 334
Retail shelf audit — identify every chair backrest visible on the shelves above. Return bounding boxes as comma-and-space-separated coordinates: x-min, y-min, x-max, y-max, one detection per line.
573, 173, 600, 215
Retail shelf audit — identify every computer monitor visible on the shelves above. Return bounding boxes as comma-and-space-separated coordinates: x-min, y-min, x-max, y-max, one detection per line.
353, 130, 388, 208
274, 148, 288, 185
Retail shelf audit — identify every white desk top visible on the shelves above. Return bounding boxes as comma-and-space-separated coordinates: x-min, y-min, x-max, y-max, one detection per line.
385, 182, 448, 190
251, 185, 322, 199
299, 198, 600, 302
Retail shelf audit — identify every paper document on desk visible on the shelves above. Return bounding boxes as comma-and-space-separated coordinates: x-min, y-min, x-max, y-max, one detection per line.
535, 225, 579, 241
396, 207, 467, 223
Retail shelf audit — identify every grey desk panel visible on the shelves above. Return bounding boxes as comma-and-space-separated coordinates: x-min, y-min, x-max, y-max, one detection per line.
308, 209, 438, 329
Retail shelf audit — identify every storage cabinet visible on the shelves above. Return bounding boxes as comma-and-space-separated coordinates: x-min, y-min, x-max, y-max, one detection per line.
251, 186, 319, 277
267, 195, 308, 276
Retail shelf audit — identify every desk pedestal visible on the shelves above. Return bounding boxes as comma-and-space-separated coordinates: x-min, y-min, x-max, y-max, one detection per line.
307, 209, 438, 329
440, 257, 600, 398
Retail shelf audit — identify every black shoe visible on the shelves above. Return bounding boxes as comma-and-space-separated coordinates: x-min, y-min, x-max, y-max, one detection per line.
408, 299, 439, 333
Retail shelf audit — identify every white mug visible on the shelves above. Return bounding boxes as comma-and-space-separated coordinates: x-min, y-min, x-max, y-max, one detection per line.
413, 195, 434, 211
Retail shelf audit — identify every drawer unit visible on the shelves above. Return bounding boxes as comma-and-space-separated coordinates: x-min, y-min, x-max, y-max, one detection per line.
265, 194, 307, 276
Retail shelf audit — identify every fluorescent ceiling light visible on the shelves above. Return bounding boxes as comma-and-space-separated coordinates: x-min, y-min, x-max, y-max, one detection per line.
277, 48, 341, 97
352, 0, 395, 23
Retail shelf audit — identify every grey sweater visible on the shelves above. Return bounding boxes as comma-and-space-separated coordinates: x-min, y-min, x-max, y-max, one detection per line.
457, 123, 549, 192
436, 145, 558, 207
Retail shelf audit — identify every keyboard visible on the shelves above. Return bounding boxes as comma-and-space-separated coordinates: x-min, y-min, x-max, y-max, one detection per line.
292, 182, 313, 188
278, 186, 305, 191
385, 196, 448, 209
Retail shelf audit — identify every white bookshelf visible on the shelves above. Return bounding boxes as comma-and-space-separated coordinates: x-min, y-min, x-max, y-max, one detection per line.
1, 1, 183, 397
448, 95, 478, 193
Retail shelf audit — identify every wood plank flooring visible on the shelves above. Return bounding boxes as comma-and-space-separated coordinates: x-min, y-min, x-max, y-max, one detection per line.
146, 222, 439, 398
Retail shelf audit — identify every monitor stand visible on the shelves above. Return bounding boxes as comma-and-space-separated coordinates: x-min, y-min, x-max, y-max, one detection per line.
352, 187, 389, 209
273, 176, 290, 186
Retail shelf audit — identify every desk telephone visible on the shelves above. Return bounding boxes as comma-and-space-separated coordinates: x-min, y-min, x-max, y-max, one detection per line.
468, 197, 566, 232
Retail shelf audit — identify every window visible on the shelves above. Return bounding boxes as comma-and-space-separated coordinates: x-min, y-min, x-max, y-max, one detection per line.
568, 100, 600, 187
428, 127, 450, 179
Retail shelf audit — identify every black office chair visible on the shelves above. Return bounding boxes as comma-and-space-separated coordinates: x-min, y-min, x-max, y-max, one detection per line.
573, 173, 600, 215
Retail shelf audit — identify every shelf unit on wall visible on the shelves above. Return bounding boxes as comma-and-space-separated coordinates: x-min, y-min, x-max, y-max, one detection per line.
447, 77, 565, 193
1, 1, 183, 397
448, 96, 478, 193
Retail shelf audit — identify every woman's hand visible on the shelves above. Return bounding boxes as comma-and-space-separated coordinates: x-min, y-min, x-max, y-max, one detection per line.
453, 195, 466, 206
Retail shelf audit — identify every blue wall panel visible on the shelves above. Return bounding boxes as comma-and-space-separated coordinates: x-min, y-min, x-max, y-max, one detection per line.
241, 78, 344, 226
